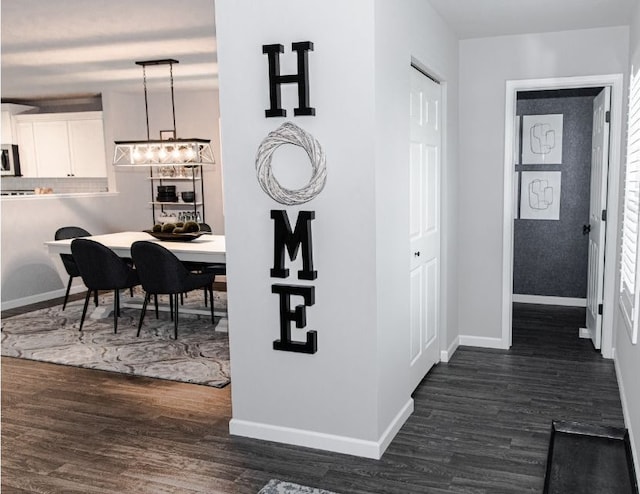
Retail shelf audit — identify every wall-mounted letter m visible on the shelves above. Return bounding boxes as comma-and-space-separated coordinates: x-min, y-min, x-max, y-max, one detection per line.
271, 210, 317, 280
262, 41, 315, 118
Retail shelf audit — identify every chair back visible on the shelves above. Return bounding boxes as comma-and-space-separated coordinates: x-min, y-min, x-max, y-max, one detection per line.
55, 226, 91, 241
131, 241, 191, 294
70, 238, 137, 290
55, 226, 91, 276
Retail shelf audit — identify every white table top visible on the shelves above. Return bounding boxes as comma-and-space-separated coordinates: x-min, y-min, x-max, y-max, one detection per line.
45, 231, 226, 263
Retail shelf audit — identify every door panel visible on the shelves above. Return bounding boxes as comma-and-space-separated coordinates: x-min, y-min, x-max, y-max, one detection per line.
409, 67, 441, 391
584, 86, 611, 349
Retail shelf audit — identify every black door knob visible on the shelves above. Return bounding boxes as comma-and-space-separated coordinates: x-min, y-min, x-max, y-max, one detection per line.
583, 224, 591, 235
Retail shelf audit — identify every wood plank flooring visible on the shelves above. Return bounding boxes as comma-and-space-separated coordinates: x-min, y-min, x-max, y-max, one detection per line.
1, 302, 625, 493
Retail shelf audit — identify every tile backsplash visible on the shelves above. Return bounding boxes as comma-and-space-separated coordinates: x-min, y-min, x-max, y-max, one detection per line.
1, 177, 108, 194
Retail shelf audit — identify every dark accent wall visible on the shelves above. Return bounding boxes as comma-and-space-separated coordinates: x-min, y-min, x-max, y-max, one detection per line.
513, 94, 596, 298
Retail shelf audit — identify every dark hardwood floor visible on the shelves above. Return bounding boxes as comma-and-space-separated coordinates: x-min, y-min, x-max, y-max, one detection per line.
1, 302, 624, 493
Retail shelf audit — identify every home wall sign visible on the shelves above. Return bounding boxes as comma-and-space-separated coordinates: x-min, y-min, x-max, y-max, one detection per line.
260, 40, 323, 355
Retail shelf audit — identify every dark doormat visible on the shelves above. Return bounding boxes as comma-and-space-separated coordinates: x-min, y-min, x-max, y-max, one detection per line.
544, 420, 638, 494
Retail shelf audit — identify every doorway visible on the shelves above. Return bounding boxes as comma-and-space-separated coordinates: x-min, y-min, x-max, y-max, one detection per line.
501, 75, 625, 358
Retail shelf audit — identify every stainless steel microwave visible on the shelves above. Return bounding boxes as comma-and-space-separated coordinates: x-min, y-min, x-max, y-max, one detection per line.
1, 144, 21, 176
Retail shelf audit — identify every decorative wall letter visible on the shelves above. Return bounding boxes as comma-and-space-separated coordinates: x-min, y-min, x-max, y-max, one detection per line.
272, 284, 317, 354
271, 210, 317, 280
263, 41, 315, 117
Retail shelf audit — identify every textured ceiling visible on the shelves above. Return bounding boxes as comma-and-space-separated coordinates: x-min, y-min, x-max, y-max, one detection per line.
1, 0, 636, 100
1, 0, 217, 100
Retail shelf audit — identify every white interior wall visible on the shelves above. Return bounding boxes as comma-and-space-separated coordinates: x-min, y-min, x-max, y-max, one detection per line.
216, 0, 458, 458
374, 0, 459, 431
216, 0, 383, 455
614, 0, 640, 479
458, 26, 630, 344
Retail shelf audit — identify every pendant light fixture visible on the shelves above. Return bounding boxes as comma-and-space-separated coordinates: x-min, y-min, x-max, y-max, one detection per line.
113, 59, 215, 166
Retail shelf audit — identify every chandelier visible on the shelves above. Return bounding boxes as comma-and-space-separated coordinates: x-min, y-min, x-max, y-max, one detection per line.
113, 59, 215, 166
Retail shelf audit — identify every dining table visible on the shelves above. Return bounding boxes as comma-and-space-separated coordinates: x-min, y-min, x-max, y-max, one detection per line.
45, 230, 226, 263
44, 231, 226, 323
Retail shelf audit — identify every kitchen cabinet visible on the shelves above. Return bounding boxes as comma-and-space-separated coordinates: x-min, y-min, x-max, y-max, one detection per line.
14, 112, 107, 177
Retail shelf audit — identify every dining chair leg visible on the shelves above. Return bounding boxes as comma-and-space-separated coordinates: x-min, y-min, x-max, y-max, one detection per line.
137, 292, 150, 337
209, 287, 215, 324
62, 276, 73, 310
154, 294, 159, 319
173, 293, 179, 340
80, 290, 91, 331
113, 289, 119, 334
169, 295, 174, 321
94, 290, 99, 307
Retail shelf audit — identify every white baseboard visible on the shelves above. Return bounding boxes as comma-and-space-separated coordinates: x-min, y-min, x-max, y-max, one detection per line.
614, 351, 639, 485
512, 294, 586, 307
229, 398, 414, 460
458, 335, 507, 349
440, 336, 459, 363
1, 286, 84, 311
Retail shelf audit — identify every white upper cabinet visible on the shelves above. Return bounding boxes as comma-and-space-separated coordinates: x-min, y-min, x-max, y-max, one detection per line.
14, 112, 107, 177
68, 118, 106, 177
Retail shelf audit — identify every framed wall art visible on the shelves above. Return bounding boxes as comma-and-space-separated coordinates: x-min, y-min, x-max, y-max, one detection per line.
520, 171, 561, 220
522, 114, 563, 165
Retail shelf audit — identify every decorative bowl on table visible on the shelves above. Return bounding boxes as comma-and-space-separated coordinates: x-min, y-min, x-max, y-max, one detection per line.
143, 230, 205, 242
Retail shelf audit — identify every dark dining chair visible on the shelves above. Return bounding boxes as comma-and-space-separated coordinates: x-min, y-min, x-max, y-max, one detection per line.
184, 222, 226, 307
55, 226, 94, 310
131, 241, 217, 339
70, 238, 140, 333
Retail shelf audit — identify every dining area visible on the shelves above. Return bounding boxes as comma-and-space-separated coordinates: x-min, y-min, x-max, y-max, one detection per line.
45, 228, 227, 337
1, 223, 231, 389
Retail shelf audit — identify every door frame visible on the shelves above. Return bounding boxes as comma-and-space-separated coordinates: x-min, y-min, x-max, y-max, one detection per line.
501, 74, 624, 358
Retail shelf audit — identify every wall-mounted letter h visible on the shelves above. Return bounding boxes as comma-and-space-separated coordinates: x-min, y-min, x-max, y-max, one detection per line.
263, 41, 315, 118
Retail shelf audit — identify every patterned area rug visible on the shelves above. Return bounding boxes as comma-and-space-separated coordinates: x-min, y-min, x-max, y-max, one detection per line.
1, 290, 230, 387
258, 479, 340, 494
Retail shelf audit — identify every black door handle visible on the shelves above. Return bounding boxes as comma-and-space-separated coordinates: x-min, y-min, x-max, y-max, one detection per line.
583, 224, 591, 235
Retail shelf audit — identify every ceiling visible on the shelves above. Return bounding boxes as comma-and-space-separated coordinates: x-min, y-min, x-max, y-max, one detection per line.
1, 0, 218, 100
428, 0, 636, 40
1, 0, 636, 101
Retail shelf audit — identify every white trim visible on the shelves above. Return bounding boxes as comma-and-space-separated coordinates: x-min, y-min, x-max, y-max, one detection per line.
440, 336, 459, 363
229, 399, 414, 460
0, 285, 85, 311
579, 327, 591, 339
614, 353, 640, 484
459, 335, 508, 349
503, 74, 624, 359
512, 295, 587, 307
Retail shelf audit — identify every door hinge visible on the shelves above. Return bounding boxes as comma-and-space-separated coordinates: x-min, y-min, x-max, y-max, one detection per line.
605, 110, 610, 123
602, 209, 607, 221
598, 303, 603, 315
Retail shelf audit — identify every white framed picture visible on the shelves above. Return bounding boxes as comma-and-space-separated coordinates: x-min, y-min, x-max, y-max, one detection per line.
520, 171, 561, 220
522, 114, 563, 164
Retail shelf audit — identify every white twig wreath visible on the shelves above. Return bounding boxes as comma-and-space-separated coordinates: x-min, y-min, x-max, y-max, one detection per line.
255, 122, 327, 205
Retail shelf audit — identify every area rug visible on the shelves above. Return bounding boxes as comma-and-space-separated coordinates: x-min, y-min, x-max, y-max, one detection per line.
1, 290, 230, 388
258, 479, 340, 494
543, 420, 638, 494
